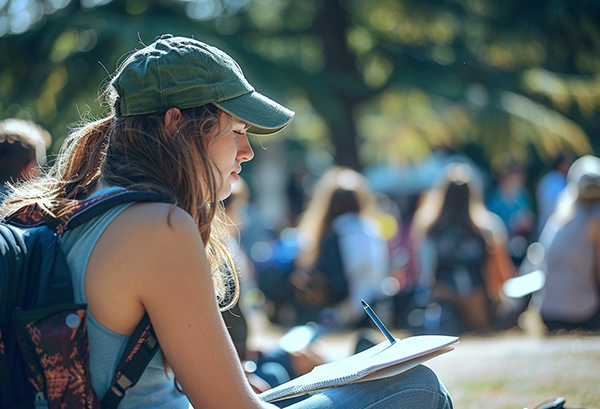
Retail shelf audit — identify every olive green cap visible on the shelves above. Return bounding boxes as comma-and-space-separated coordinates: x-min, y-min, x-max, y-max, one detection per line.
111, 34, 294, 135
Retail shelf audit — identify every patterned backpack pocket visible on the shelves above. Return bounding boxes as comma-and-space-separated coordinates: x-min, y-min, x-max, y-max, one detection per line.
13, 303, 100, 409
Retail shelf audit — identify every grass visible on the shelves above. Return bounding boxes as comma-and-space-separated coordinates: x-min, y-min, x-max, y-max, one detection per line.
248, 307, 600, 409
423, 307, 600, 409
426, 332, 600, 409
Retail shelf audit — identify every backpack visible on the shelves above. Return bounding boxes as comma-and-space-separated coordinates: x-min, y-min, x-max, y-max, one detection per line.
292, 229, 349, 308
0, 189, 170, 409
433, 227, 488, 296
418, 227, 491, 334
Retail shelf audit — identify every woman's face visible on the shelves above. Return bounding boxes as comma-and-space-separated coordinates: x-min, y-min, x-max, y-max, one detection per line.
208, 114, 254, 201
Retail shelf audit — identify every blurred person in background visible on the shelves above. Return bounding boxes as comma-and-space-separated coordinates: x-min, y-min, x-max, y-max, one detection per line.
223, 177, 257, 308
539, 155, 600, 333
221, 178, 324, 392
411, 163, 515, 334
290, 166, 391, 329
386, 194, 423, 329
222, 177, 258, 361
535, 153, 570, 238
0, 118, 51, 203
487, 157, 535, 267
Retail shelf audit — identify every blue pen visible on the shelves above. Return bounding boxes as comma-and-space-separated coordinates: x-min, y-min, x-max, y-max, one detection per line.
361, 300, 397, 345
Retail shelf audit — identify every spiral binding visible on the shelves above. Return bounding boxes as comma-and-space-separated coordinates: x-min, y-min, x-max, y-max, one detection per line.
259, 371, 362, 402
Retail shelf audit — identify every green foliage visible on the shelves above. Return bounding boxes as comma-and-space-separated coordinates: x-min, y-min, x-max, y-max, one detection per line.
1, 0, 599, 176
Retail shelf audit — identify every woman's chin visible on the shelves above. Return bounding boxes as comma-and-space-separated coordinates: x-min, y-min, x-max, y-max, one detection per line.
218, 186, 233, 201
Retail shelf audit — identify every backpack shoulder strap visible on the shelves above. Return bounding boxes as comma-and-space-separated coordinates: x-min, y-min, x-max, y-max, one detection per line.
1, 189, 171, 409
66, 189, 173, 230
4, 189, 173, 234
68, 190, 171, 408
101, 313, 160, 409
63, 189, 173, 232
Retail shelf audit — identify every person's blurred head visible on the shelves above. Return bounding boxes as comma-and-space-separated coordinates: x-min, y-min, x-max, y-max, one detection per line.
493, 156, 527, 194
552, 153, 570, 176
431, 163, 481, 234
412, 162, 490, 242
0, 118, 51, 184
299, 167, 373, 229
545, 155, 600, 229
295, 166, 375, 267
324, 189, 361, 226
567, 155, 600, 202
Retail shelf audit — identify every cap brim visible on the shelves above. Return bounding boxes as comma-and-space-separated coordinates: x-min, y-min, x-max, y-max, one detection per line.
215, 91, 294, 136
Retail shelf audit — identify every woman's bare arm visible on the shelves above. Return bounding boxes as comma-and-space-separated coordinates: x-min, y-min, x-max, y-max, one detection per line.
86, 202, 276, 408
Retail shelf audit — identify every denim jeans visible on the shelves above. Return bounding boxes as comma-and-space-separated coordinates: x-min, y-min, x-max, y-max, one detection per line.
272, 365, 453, 409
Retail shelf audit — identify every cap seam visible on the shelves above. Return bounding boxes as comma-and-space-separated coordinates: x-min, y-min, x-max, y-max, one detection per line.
203, 47, 221, 101
156, 54, 164, 111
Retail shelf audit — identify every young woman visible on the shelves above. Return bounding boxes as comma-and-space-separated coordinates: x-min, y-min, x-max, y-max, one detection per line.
1, 35, 453, 408
411, 163, 515, 333
291, 166, 390, 328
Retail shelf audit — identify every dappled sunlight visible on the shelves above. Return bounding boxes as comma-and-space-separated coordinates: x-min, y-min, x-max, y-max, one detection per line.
0, 0, 598, 174
50, 28, 97, 62
285, 89, 330, 145
244, 33, 325, 73
523, 68, 600, 116
500, 91, 592, 157
356, 88, 470, 163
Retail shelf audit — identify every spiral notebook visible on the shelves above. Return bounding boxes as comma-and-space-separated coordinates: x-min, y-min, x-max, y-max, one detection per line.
258, 334, 459, 402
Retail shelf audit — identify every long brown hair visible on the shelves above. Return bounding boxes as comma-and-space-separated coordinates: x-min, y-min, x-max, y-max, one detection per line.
295, 166, 376, 270
0, 105, 239, 311
412, 162, 506, 248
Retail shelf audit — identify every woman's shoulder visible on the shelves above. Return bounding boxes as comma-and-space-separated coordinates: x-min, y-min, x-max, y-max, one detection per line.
111, 202, 201, 251
90, 200, 210, 302
121, 200, 191, 222
84, 201, 207, 336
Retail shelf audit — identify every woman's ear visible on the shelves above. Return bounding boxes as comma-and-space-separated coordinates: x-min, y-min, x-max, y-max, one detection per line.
164, 107, 183, 134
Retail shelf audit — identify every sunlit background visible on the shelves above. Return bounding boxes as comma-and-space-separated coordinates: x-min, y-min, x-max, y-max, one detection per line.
1, 0, 599, 227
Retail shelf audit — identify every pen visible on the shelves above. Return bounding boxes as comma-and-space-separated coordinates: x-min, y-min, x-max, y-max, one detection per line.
361, 300, 397, 345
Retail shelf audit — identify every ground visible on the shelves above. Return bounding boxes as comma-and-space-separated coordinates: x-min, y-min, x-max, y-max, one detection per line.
247, 308, 600, 409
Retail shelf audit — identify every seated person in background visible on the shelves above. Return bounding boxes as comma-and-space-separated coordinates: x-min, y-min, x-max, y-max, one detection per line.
486, 157, 534, 267
411, 163, 515, 334
539, 155, 600, 333
0, 118, 51, 202
222, 178, 324, 391
535, 153, 570, 238
291, 166, 390, 329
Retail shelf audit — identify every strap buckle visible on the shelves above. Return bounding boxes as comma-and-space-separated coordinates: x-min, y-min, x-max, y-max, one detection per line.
110, 375, 133, 398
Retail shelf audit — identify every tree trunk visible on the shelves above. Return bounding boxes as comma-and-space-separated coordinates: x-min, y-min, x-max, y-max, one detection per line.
312, 0, 365, 171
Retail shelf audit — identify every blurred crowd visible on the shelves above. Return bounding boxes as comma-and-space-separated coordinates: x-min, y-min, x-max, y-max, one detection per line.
2, 117, 600, 390
215, 150, 600, 341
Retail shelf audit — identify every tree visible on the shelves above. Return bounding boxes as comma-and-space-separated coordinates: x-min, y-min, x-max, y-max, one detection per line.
1, 0, 599, 176
223, 0, 600, 172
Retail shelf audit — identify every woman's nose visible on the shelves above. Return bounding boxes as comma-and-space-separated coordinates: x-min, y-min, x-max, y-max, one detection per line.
237, 134, 254, 162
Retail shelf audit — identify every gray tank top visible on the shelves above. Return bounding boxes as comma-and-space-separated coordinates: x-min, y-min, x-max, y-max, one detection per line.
60, 189, 190, 408
540, 203, 600, 322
